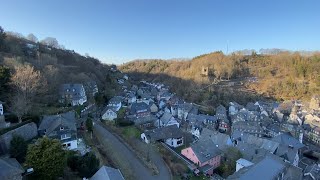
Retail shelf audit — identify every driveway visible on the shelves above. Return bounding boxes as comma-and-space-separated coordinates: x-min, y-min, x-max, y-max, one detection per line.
93, 122, 171, 180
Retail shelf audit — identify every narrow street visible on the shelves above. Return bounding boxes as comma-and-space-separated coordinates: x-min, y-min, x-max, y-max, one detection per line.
93, 122, 171, 180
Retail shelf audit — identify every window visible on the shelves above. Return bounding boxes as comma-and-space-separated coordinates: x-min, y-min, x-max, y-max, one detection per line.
61, 133, 71, 140
60, 127, 64, 131
67, 143, 71, 147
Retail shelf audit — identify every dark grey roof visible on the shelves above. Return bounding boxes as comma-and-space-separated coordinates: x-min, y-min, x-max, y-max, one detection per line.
109, 96, 124, 104
144, 125, 183, 141
39, 111, 76, 135
228, 155, 286, 180
304, 164, 320, 180
160, 112, 174, 125
130, 102, 149, 115
60, 84, 86, 100
235, 142, 268, 161
191, 139, 223, 163
201, 128, 231, 150
271, 133, 305, 149
216, 105, 227, 115
90, 166, 124, 180
246, 102, 260, 112
271, 133, 304, 164
0, 158, 24, 180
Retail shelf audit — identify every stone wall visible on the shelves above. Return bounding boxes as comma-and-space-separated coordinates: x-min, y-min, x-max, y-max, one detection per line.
0, 122, 38, 155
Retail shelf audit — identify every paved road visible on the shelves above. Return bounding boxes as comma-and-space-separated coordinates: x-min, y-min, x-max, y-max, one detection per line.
93, 122, 171, 180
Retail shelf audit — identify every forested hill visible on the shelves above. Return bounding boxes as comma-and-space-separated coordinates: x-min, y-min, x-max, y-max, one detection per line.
0, 26, 118, 117
120, 51, 320, 106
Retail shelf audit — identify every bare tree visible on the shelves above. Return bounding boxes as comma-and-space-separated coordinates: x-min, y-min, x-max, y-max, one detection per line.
11, 65, 46, 122
27, 33, 38, 43
40, 37, 59, 48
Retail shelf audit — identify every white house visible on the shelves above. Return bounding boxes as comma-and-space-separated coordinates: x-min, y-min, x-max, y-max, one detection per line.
108, 96, 123, 112
39, 111, 78, 150
101, 107, 117, 121
59, 84, 87, 106
0, 101, 4, 115
141, 125, 184, 148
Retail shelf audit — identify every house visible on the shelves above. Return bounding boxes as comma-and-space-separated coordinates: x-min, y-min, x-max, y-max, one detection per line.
0, 158, 24, 180
266, 124, 283, 137
229, 102, 244, 116
101, 107, 118, 121
246, 102, 260, 112
200, 128, 232, 151
90, 165, 124, 180
84, 81, 98, 97
59, 84, 87, 106
155, 112, 179, 128
232, 121, 265, 137
127, 92, 137, 105
129, 102, 150, 118
149, 103, 158, 113
0, 122, 37, 155
0, 101, 3, 115
123, 74, 129, 80
108, 96, 123, 111
236, 158, 254, 172
181, 139, 223, 175
141, 125, 184, 148
305, 126, 320, 145
38, 111, 77, 150
233, 132, 280, 154
271, 133, 305, 166
110, 65, 117, 72
178, 103, 198, 120
227, 154, 299, 180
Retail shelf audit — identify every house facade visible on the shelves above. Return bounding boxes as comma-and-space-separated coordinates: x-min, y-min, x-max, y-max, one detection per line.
141, 125, 184, 148
101, 108, 117, 121
59, 84, 87, 106
38, 111, 78, 150
181, 140, 222, 175
108, 96, 123, 111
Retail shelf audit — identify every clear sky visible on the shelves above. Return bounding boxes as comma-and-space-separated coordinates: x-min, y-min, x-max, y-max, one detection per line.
1, 0, 319, 64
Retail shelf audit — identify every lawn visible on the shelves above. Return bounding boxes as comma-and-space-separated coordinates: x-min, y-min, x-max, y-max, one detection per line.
122, 126, 141, 139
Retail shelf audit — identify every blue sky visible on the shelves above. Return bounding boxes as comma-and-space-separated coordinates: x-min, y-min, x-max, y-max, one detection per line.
1, 0, 319, 64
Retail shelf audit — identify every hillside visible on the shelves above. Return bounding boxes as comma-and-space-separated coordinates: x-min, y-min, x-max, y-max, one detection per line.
0, 27, 119, 118
120, 51, 320, 107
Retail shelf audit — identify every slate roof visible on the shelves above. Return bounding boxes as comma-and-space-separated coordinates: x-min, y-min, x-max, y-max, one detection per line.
246, 102, 260, 112
109, 96, 124, 104
39, 111, 76, 135
144, 125, 183, 141
201, 128, 231, 150
90, 166, 124, 180
271, 133, 305, 149
190, 139, 223, 163
160, 112, 174, 125
216, 105, 227, 115
228, 155, 286, 180
60, 84, 86, 100
271, 133, 305, 164
0, 158, 24, 180
235, 142, 268, 161
130, 102, 150, 115
304, 164, 320, 180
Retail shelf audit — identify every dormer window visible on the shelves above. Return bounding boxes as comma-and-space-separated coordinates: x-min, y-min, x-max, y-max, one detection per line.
60, 127, 64, 131
66, 89, 70, 92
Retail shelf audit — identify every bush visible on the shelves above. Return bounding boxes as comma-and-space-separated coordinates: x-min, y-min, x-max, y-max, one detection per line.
67, 152, 100, 178
10, 135, 28, 163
